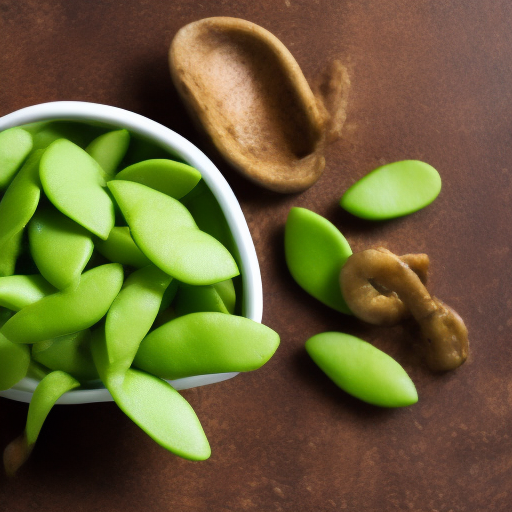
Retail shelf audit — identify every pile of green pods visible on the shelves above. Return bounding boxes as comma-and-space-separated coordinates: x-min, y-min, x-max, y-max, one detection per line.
285, 206, 421, 408
286, 161, 444, 405
0, 121, 280, 474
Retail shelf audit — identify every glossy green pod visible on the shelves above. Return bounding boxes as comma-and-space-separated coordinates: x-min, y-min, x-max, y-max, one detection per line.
0, 332, 30, 391
182, 184, 242, 312
26, 372, 81, 443
105, 265, 173, 375
28, 208, 94, 290
134, 312, 280, 380
1, 263, 124, 344
28, 121, 102, 150
213, 279, 236, 314
120, 134, 183, 167
91, 330, 211, 461
285, 207, 352, 314
115, 159, 201, 198
86, 129, 130, 176
94, 226, 151, 268
0, 127, 33, 190
3, 371, 80, 476
0, 229, 23, 277
152, 306, 178, 328
158, 279, 179, 311
26, 360, 51, 381
305, 332, 418, 407
0, 274, 56, 311
174, 279, 235, 316
115, 369, 211, 460
0, 307, 12, 327
0, 150, 42, 250
32, 330, 98, 382
108, 180, 239, 285
40, 139, 115, 239
182, 180, 237, 256
340, 160, 442, 220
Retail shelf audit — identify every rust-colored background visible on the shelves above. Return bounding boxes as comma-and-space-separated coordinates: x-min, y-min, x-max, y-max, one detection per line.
1, 1, 511, 511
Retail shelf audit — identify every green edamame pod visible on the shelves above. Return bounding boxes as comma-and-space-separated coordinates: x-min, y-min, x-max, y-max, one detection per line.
305, 332, 418, 407
120, 134, 183, 167
1, 263, 124, 344
115, 159, 201, 198
108, 180, 239, 285
0, 150, 42, 250
112, 369, 211, 461
86, 129, 130, 177
0, 332, 30, 391
94, 226, 151, 268
91, 330, 211, 461
285, 207, 352, 314
28, 208, 94, 290
0, 307, 12, 327
28, 121, 102, 150
0, 274, 56, 311
0, 127, 33, 190
182, 183, 243, 315
32, 330, 98, 382
40, 139, 115, 239
26, 360, 51, 381
182, 180, 237, 257
3, 371, 80, 476
212, 279, 236, 314
105, 265, 173, 375
0, 229, 23, 277
153, 306, 178, 328
174, 279, 235, 316
174, 284, 229, 316
340, 160, 442, 220
134, 312, 280, 380
25, 371, 80, 440
158, 279, 179, 311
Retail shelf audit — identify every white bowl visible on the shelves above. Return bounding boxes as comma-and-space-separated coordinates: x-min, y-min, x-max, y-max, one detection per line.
0, 101, 262, 404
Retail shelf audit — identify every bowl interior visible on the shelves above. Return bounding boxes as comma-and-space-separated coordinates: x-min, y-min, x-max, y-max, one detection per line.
0, 101, 262, 404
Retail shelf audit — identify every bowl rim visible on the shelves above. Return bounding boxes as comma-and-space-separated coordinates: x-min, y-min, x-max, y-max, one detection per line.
0, 101, 263, 404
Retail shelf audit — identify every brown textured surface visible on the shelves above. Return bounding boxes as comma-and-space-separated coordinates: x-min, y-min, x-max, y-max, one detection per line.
1, 1, 511, 510
169, 17, 329, 192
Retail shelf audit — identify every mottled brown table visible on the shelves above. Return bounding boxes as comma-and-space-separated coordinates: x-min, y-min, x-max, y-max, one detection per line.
1, 1, 511, 511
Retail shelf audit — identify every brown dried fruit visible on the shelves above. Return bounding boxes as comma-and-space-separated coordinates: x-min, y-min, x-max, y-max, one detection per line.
340, 247, 469, 372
